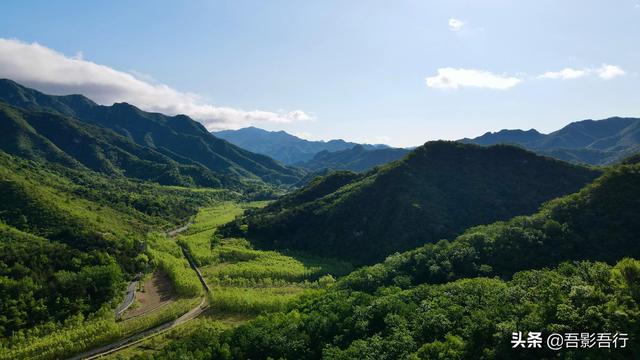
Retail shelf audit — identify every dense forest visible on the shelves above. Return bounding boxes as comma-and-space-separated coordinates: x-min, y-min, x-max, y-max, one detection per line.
221, 141, 601, 264
136, 258, 640, 360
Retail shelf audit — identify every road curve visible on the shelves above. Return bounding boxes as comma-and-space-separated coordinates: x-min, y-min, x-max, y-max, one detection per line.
114, 281, 137, 320
68, 297, 207, 360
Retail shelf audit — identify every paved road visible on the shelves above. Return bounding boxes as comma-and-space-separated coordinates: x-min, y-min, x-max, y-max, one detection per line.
68, 297, 207, 360
166, 223, 190, 237
114, 281, 137, 320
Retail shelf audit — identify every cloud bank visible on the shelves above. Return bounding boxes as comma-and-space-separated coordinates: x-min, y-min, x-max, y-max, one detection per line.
539, 64, 625, 80
426, 68, 521, 90
426, 63, 625, 91
0, 38, 313, 130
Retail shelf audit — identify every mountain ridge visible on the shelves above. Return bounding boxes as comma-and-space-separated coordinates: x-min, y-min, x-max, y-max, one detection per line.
214, 126, 389, 164
461, 116, 640, 165
0, 79, 306, 189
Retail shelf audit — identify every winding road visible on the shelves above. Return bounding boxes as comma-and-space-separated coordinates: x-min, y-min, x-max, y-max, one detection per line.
67, 224, 209, 359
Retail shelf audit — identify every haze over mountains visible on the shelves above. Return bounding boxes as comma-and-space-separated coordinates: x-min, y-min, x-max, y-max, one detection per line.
295, 145, 411, 172
462, 116, 640, 165
214, 126, 389, 164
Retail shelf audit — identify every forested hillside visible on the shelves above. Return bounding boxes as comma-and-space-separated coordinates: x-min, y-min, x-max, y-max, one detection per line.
222, 141, 601, 264
0, 102, 230, 188
0, 150, 232, 337
0, 79, 305, 188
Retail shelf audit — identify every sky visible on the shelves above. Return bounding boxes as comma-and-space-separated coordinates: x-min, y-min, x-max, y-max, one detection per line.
1, 0, 639, 147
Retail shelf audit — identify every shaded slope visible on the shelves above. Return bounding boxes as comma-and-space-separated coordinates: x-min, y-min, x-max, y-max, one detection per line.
222, 141, 601, 263
341, 161, 640, 291
0, 102, 229, 188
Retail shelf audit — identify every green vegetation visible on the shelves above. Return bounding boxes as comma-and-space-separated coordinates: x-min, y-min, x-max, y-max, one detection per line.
340, 163, 640, 292
105, 317, 233, 359
176, 202, 352, 316
2, 79, 640, 360
177, 202, 253, 266
223, 141, 600, 264
125, 163, 640, 360
147, 233, 203, 297
0, 297, 200, 360
0, 149, 228, 338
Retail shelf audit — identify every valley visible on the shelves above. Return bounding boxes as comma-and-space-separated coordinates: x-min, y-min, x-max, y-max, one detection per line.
0, 81, 638, 359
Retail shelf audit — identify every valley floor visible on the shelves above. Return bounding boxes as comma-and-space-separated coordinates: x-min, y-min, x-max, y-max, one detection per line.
61, 201, 351, 360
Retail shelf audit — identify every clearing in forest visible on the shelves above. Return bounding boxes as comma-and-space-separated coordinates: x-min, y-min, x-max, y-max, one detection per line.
122, 272, 175, 319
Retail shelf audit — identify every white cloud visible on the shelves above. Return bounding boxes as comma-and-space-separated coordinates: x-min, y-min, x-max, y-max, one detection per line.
539, 67, 587, 80
426, 68, 521, 90
538, 64, 625, 81
0, 38, 313, 130
596, 64, 625, 79
448, 18, 465, 31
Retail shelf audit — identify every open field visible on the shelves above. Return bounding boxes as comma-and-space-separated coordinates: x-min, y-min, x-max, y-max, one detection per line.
181, 202, 353, 316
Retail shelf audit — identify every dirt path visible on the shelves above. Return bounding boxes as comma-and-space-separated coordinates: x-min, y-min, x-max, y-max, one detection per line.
122, 272, 175, 320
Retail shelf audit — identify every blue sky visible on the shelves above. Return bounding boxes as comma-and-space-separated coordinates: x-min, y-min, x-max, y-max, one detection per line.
1, 0, 639, 147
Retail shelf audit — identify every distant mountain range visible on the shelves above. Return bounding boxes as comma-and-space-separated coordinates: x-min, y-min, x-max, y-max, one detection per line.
0, 79, 305, 190
213, 127, 388, 164
461, 117, 640, 165
295, 144, 410, 172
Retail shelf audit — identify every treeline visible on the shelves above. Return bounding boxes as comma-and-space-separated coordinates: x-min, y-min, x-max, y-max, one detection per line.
147, 233, 203, 297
